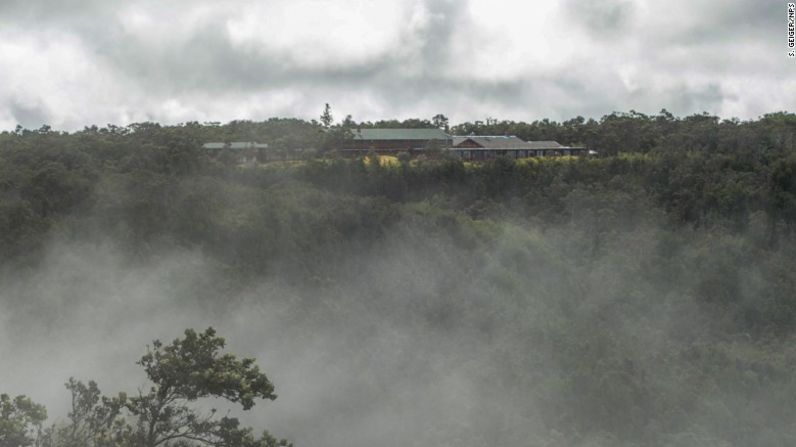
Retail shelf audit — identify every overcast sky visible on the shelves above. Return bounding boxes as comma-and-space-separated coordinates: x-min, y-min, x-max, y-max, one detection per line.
0, 0, 791, 130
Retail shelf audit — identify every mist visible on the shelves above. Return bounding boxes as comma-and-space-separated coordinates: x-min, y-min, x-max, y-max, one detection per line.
2, 112, 796, 446
1, 0, 793, 443
3, 197, 794, 446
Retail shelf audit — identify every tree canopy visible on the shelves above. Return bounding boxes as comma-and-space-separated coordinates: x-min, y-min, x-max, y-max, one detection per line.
0, 329, 289, 447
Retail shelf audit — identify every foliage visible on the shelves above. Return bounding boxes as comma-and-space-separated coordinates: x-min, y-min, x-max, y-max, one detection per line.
121, 328, 281, 447
2, 111, 796, 445
0, 394, 47, 447
319, 104, 333, 129
1, 329, 289, 447
51, 379, 127, 447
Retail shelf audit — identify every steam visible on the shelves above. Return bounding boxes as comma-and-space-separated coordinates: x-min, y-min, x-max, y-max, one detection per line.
1, 210, 793, 447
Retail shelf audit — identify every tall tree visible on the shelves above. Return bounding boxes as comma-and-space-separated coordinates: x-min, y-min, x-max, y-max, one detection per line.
123, 327, 288, 447
320, 104, 333, 128
431, 114, 449, 132
54, 379, 127, 447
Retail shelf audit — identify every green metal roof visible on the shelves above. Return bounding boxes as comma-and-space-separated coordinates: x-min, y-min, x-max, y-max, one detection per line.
352, 128, 451, 140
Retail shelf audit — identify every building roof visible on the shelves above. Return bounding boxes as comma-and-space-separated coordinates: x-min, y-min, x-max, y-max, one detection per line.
525, 140, 564, 149
452, 136, 567, 150
352, 128, 451, 140
452, 135, 537, 149
201, 142, 269, 150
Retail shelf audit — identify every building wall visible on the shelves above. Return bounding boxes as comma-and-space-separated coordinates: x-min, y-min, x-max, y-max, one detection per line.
455, 148, 587, 160
346, 139, 452, 152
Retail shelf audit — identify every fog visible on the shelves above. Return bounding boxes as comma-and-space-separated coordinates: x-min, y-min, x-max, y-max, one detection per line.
4, 204, 790, 447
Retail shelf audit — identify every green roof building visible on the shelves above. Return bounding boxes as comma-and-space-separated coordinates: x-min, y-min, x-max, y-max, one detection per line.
340, 128, 452, 154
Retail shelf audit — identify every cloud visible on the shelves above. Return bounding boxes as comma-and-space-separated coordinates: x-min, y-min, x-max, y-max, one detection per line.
0, 0, 790, 130
8, 101, 50, 130
565, 0, 636, 38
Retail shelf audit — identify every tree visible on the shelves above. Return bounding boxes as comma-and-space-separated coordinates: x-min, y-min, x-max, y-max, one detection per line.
123, 327, 289, 447
320, 104, 333, 128
431, 114, 449, 132
53, 379, 127, 447
321, 115, 355, 152
0, 394, 47, 447
1, 329, 290, 447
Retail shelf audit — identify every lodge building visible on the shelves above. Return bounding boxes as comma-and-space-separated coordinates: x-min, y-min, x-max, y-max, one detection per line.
335, 128, 586, 159
202, 129, 588, 164
336, 128, 453, 156
452, 135, 587, 160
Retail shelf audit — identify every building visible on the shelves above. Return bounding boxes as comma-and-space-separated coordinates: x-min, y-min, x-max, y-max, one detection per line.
452, 136, 586, 160
201, 142, 268, 164
331, 129, 588, 160
337, 128, 452, 156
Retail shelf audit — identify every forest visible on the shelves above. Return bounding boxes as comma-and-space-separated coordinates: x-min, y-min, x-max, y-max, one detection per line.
2, 109, 796, 447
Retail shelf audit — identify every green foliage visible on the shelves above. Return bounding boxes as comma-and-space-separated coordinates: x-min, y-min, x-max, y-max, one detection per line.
3, 112, 796, 445
53, 379, 127, 447
431, 114, 449, 131
1, 329, 288, 447
125, 328, 283, 447
320, 104, 333, 128
0, 394, 47, 447
137, 328, 275, 410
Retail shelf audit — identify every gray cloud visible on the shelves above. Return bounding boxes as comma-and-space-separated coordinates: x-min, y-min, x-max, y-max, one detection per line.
8, 100, 50, 129
566, 0, 636, 37
417, 0, 467, 69
0, 0, 110, 22
677, 0, 782, 44
0, 0, 790, 130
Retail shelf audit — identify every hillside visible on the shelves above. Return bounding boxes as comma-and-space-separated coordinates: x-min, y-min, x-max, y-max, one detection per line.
2, 112, 796, 446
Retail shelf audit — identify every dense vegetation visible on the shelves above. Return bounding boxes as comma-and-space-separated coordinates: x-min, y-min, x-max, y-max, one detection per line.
2, 110, 796, 446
